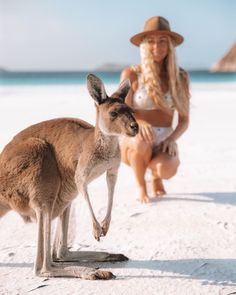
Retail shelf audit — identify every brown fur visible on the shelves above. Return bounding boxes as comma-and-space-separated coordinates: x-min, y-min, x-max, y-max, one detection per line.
0, 74, 138, 280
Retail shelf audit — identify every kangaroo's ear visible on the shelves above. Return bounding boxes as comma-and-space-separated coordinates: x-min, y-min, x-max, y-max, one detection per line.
87, 74, 108, 104
111, 79, 131, 102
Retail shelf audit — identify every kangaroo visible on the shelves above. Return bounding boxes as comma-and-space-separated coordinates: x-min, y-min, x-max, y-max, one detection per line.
0, 74, 139, 280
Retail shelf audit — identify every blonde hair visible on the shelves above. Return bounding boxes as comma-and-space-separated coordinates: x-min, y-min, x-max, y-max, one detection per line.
137, 36, 190, 116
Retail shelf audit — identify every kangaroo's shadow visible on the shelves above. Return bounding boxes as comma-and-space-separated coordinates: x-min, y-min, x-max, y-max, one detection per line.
0, 258, 236, 286
107, 258, 236, 285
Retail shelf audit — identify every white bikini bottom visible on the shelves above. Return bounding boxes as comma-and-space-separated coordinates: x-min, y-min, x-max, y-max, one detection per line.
119, 126, 173, 149
152, 127, 173, 146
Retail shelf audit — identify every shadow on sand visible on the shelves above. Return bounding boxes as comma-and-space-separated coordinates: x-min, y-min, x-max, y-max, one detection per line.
150, 192, 236, 206
0, 258, 236, 286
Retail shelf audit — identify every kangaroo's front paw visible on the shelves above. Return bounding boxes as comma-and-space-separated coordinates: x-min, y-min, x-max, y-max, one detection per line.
101, 218, 111, 236
93, 221, 103, 241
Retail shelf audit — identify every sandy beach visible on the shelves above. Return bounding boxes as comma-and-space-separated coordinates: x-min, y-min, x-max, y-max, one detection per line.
0, 81, 236, 295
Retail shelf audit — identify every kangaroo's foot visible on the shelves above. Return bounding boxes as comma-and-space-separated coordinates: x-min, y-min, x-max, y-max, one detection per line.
36, 264, 115, 280
53, 250, 129, 263
152, 178, 166, 197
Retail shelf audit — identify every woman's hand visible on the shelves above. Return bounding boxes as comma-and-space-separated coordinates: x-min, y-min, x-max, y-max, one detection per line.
160, 138, 178, 156
137, 120, 154, 143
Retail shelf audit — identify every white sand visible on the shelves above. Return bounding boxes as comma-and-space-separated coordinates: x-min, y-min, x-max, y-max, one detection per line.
0, 82, 236, 295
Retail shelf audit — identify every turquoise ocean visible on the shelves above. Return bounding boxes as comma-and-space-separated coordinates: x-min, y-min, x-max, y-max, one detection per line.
0, 71, 236, 86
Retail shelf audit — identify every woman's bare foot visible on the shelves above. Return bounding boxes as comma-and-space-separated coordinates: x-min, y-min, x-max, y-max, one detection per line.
138, 194, 150, 203
136, 186, 150, 203
152, 178, 166, 197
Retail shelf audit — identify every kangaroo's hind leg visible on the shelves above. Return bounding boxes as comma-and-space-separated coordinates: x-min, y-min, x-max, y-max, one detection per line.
35, 205, 115, 279
52, 204, 128, 263
29, 140, 115, 279
52, 204, 71, 261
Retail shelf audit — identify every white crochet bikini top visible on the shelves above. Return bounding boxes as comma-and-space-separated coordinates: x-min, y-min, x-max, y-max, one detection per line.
133, 74, 175, 110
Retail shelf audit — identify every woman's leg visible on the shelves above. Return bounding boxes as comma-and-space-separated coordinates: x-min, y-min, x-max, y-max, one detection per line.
151, 168, 166, 196
148, 148, 180, 196
120, 140, 152, 203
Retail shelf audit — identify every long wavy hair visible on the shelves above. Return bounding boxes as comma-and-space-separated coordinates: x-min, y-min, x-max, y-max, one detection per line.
136, 36, 190, 116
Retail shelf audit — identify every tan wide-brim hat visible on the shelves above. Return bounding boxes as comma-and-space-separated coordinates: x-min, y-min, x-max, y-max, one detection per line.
130, 16, 184, 47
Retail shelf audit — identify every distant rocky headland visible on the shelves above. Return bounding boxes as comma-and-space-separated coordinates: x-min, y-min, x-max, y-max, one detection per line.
0, 67, 8, 73
94, 63, 128, 72
211, 42, 236, 72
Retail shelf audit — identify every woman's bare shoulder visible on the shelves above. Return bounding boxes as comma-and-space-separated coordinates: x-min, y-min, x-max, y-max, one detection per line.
120, 65, 140, 83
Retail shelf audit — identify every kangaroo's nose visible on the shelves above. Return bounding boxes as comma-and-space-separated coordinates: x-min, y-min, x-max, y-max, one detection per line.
130, 122, 139, 132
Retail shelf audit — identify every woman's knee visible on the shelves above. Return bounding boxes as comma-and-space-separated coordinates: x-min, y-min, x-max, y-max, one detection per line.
162, 165, 179, 179
158, 158, 180, 179
121, 140, 152, 166
133, 139, 152, 154
128, 147, 151, 167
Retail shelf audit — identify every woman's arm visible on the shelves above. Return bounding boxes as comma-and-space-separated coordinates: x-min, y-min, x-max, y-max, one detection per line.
169, 70, 190, 141
161, 71, 190, 154
168, 113, 189, 142
161, 112, 189, 155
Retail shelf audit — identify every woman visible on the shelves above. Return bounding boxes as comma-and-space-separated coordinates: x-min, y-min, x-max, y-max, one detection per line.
120, 16, 190, 203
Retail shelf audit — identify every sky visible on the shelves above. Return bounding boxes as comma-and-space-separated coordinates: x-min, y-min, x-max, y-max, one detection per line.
0, 0, 235, 71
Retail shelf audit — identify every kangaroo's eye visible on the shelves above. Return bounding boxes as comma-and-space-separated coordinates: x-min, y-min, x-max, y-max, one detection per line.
110, 111, 118, 118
